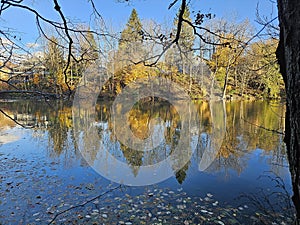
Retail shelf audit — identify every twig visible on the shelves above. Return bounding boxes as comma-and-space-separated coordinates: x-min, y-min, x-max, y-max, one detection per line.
0, 108, 34, 129
168, 0, 179, 9
53, 0, 73, 94
241, 117, 284, 135
47, 185, 123, 225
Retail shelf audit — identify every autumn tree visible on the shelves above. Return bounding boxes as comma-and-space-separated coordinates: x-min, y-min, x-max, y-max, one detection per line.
247, 39, 284, 98
44, 36, 65, 95
206, 18, 253, 99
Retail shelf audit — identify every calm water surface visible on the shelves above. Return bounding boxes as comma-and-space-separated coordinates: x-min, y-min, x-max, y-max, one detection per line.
0, 99, 294, 224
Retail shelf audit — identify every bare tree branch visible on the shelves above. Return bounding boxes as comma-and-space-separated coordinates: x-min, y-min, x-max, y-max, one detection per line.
0, 108, 34, 129
47, 185, 123, 225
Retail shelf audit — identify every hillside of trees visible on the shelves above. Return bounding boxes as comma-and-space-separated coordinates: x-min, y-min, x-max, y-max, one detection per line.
0, 7, 284, 100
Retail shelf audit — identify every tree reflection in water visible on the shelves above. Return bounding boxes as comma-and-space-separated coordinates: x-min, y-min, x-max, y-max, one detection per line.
0, 99, 286, 181
0, 99, 293, 222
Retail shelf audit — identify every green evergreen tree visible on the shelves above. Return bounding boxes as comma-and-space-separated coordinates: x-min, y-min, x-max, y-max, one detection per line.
166, 6, 195, 74
118, 8, 144, 64
119, 8, 143, 48
79, 28, 99, 63
177, 6, 195, 53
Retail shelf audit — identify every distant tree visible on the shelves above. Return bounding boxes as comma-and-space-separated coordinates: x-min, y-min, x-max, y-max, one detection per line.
166, 5, 195, 75
75, 28, 100, 83
119, 9, 143, 47
247, 39, 284, 98
44, 36, 65, 94
206, 19, 253, 98
79, 28, 99, 63
118, 8, 144, 65
176, 5, 195, 55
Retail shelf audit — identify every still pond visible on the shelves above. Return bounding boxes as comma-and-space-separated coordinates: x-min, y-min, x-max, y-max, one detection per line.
0, 99, 294, 224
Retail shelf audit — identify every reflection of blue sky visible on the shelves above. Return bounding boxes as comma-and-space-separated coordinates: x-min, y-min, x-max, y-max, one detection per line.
0, 127, 21, 145
184, 148, 291, 202
0, 101, 290, 211
80, 117, 202, 186
0, 123, 291, 203
88, 121, 177, 185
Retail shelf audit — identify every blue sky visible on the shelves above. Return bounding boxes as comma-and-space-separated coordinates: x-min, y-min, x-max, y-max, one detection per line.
0, 0, 278, 44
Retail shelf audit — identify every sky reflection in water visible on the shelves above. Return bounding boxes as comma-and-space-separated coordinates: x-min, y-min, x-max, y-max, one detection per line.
0, 99, 293, 224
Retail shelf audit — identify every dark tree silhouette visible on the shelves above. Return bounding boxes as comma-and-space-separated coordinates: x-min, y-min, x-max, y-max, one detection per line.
276, 1, 300, 224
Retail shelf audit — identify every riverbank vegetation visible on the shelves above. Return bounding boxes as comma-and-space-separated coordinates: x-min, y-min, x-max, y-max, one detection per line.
0, 7, 284, 100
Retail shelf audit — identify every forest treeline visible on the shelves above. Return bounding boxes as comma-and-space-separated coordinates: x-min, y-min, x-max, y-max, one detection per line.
0, 7, 284, 99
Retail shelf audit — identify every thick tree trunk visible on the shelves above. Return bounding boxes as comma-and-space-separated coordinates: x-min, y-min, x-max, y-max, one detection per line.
276, 0, 300, 223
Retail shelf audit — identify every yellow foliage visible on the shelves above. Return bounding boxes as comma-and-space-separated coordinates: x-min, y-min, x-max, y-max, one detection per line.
33, 74, 40, 85
128, 109, 150, 139
58, 107, 73, 128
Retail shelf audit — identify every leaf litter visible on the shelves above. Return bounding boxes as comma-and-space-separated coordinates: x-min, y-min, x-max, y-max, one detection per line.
0, 149, 295, 225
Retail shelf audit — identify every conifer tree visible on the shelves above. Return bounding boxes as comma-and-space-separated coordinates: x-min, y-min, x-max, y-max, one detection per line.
166, 6, 195, 74
79, 28, 99, 63
118, 8, 144, 64
177, 6, 195, 53
119, 9, 143, 48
